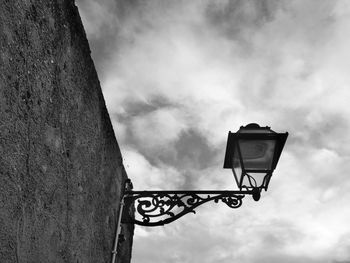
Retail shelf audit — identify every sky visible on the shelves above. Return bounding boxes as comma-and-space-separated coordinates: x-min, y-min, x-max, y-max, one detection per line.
76, 1, 350, 262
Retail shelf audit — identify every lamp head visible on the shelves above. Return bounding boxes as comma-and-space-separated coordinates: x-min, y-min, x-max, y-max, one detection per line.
223, 123, 288, 192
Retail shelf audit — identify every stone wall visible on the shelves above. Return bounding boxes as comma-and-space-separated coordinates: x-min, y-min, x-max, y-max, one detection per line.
0, 0, 133, 262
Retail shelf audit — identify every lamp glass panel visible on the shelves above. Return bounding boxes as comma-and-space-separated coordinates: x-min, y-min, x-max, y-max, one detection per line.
232, 146, 243, 188
238, 139, 276, 170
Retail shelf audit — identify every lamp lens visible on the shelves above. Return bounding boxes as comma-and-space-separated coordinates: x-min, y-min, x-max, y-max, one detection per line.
238, 140, 276, 170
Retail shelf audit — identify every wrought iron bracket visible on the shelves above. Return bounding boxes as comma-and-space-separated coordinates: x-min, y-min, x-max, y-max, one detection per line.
122, 190, 255, 227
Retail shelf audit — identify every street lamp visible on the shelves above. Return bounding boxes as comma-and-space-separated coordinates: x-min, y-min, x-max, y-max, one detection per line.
223, 123, 288, 201
120, 123, 288, 227
111, 123, 288, 261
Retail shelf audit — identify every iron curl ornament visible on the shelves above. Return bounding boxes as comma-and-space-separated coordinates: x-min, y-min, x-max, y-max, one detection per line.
122, 190, 253, 226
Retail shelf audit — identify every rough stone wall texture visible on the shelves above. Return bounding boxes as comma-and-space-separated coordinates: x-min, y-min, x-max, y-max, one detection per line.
0, 0, 133, 262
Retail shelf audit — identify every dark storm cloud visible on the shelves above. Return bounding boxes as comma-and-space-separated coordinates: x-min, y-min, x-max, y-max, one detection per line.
113, 95, 174, 121
172, 129, 220, 169
129, 128, 219, 170
205, 0, 280, 37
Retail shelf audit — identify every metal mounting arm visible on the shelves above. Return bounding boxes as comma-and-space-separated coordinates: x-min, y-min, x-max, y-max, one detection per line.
122, 189, 257, 227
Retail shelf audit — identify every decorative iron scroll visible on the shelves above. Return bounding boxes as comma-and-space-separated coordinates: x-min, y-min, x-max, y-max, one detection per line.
122, 190, 250, 227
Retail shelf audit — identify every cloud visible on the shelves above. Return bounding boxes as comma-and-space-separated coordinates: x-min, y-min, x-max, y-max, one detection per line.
122, 147, 184, 190
129, 107, 188, 150
76, 0, 350, 262
333, 233, 350, 262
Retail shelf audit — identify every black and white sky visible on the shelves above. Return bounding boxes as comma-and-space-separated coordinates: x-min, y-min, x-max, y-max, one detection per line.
76, 1, 350, 262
